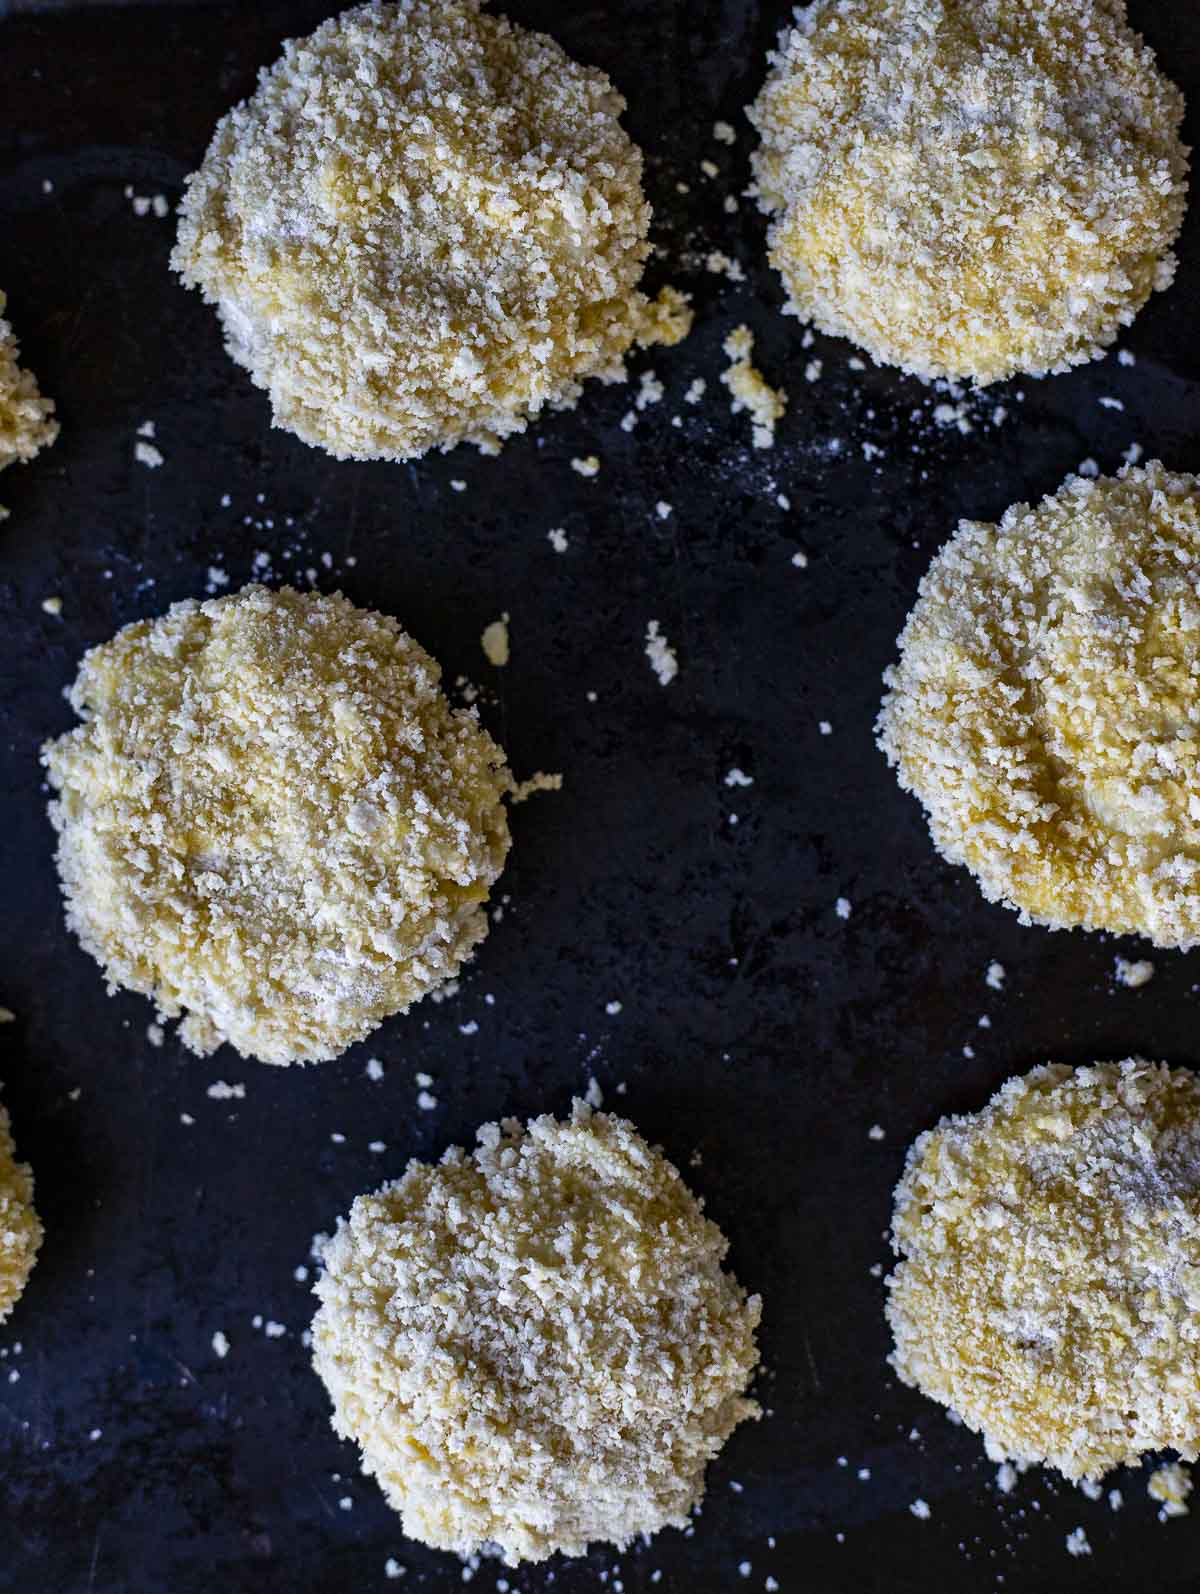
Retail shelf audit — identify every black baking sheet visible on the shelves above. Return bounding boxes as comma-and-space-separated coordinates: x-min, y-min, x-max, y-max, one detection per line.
3, 2, 1200, 1591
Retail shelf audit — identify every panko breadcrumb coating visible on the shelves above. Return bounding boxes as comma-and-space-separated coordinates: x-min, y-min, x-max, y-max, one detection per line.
748, 0, 1189, 385
42, 585, 512, 1065
0, 1103, 42, 1325
171, 0, 690, 461
888, 1060, 1200, 1480
311, 1103, 762, 1563
877, 464, 1200, 948
0, 290, 58, 520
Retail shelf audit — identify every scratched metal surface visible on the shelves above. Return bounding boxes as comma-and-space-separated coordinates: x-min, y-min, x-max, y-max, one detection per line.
2, 3, 1200, 1591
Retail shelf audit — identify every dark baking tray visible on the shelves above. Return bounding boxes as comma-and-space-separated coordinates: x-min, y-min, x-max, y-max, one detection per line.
3, 2, 1200, 1590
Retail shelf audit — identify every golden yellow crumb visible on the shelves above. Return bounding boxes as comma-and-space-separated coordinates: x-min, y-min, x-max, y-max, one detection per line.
721, 325, 786, 448
509, 770, 563, 804
1148, 1461, 1193, 1517
480, 615, 510, 668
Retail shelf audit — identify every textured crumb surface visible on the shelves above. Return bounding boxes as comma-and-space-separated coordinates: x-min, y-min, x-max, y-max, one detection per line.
311, 1104, 761, 1563
0, 289, 58, 519
41, 584, 512, 1065
0, 1103, 41, 1325
748, 0, 1189, 384
888, 1059, 1200, 1480
171, 0, 690, 461
877, 464, 1200, 948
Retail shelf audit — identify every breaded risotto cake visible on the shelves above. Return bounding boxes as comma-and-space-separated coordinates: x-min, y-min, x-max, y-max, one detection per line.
0, 1103, 41, 1325
312, 1104, 762, 1563
0, 290, 58, 520
878, 464, 1200, 947
42, 584, 513, 1064
888, 1060, 1200, 1480
748, 0, 1188, 384
172, 0, 690, 460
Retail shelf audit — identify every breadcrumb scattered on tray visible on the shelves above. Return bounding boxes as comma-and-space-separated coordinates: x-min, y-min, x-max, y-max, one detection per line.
644, 620, 679, 686
481, 615, 510, 668
721, 326, 786, 449
1114, 956, 1155, 989
1148, 1461, 1192, 1519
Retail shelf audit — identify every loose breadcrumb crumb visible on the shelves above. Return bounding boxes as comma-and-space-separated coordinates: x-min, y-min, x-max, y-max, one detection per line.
480, 615, 510, 668
42, 584, 513, 1065
878, 465, 1200, 948
0, 1105, 41, 1325
509, 771, 563, 804
206, 1081, 246, 1101
705, 251, 746, 285
645, 620, 678, 686
311, 1103, 761, 1564
721, 327, 786, 449
748, 0, 1189, 384
1115, 956, 1155, 989
1148, 1460, 1192, 1518
570, 455, 601, 478
0, 290, 58, 521
171, 1, 690, 461
888, 1059, 1200, 1481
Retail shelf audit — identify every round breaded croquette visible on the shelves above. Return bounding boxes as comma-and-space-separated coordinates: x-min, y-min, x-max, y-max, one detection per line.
0, 1102, 42, 1325
171, 0, 691, 461
0, 289, 58, 521
888, 1060, 1200, 1480
311, 1104, 762, 1563
878, 463, 1200, 947
748, 0, 1188, 385
42, 584, 512, 1065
